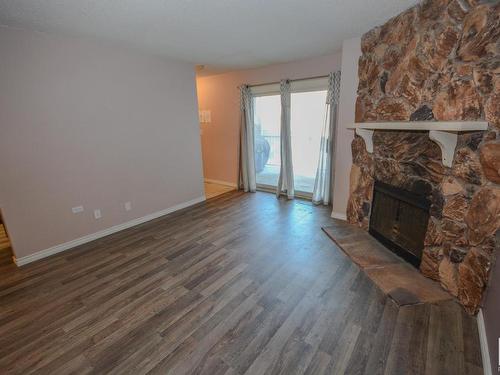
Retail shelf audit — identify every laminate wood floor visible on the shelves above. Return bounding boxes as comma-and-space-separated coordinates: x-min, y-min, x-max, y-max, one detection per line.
0, 224, 13, 269
0, 191, 482, 375
0, 224, 11, 251
204, 182, 235, 199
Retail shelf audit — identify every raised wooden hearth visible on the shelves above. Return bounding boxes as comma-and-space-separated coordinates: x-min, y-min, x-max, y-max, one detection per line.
322, 219, 452, 306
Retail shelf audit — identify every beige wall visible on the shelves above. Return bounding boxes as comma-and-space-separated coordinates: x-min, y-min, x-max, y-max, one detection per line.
332, 37, 361, 219
0, 27, 204, 260
483, 246, 500, 375
196, 53, 342, 185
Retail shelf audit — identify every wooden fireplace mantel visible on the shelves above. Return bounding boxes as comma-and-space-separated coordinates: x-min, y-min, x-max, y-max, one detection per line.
349, 121, 489, 167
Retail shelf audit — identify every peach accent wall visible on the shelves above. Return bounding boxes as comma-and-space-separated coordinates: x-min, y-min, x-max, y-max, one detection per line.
0, 27, 204, 259
196, 53, 342, 186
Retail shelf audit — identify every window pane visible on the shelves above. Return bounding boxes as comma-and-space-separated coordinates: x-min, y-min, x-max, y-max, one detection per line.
290, 90, 327, 194
254, 95, 281, 188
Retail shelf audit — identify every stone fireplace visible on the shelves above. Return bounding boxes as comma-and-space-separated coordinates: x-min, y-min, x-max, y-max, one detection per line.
347, 0, 500, 314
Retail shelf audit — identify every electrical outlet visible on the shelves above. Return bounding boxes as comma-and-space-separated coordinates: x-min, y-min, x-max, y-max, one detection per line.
94, 209, 102, 219
125, 202, 132, 211
72, 206, 84, 214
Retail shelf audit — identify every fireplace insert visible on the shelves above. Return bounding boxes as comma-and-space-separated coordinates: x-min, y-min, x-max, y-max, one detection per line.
369, 181, 431, 267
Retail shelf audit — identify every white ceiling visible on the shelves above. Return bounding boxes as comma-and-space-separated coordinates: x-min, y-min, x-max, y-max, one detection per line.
0, 0, 419, 72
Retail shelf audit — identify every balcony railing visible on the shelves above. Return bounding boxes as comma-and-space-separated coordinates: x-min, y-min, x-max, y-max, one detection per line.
262, 135, 280, 166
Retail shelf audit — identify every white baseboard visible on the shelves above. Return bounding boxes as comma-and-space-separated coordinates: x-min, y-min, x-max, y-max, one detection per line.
204, 178, 237, 188
331, 211, 347, 221
477, 309, 493, 375
13, 196, 206, 267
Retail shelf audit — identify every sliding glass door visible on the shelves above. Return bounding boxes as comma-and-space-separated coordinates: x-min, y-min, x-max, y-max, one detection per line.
290, 90, 327, 194
254, 94, 281, 189
253, 88, 327, 196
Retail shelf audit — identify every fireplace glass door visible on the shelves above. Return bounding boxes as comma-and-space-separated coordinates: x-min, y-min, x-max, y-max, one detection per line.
369, 181, 431, 267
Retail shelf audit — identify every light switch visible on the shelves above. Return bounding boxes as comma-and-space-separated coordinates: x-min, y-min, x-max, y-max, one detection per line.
199, 110, 212, 124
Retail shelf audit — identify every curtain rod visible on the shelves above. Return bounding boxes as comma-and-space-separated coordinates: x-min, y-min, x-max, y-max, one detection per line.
246, 74, 331, 88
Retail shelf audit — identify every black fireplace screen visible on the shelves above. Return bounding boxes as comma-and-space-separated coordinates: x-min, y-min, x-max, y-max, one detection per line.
369, 181, 431, 267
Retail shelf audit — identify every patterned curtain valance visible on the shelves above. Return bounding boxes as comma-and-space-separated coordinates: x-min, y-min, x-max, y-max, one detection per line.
326, 71, 341, 105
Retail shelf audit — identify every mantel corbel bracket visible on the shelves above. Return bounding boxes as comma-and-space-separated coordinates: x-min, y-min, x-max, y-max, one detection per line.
428, 130, 458, 168
355, 128, 374, 153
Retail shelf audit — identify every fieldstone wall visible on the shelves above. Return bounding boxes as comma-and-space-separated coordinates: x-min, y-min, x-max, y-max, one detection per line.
347, 0, 499, 314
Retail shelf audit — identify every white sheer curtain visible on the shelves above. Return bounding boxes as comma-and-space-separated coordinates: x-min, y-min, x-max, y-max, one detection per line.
276, 80, 294, 199
239, 85, 256, 192
312, 71, 341, 205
